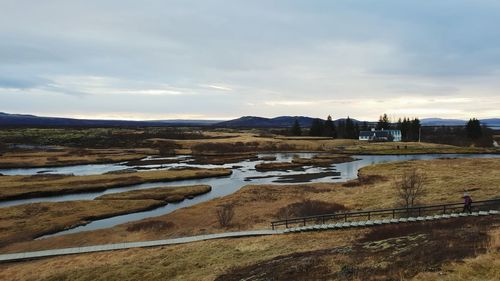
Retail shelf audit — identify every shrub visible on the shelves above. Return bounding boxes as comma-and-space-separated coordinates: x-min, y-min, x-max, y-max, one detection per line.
191, 142, 258, 155
157, 141, 181, 156
276, 200, 348, 220
126, 220, 174, 232
216, 203, 235, 228
394, 169, 426, 208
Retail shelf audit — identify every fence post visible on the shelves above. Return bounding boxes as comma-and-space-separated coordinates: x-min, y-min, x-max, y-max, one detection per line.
344, 213, 347, 222
272, 223, 275, 230
392, 209, 395, 218
303, 218, 306, 226
443, 205, 446, 214
322, 216, 325, 224
368, 212, 371, 220
418, 207, 421, 217
285, 220, 288, 228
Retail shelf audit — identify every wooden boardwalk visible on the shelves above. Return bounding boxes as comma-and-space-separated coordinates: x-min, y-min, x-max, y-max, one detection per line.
1, 209, 498, 263
0, 230, 282, 263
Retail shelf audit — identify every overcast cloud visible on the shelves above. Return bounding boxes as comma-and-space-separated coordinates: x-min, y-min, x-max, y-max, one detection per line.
1, 0, 500, 120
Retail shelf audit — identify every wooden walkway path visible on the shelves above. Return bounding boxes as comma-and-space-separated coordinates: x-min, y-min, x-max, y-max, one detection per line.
0, 230, 282, 263
1, 209, 498, 263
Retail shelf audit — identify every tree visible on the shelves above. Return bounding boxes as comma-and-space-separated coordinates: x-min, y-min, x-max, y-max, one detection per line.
336, 120, 345, 138
360, 121, 369, 131
465, 118, 482, 140
0, 142, 7, 156
344, 116, 358, 139
377, 114, 390, 130
216, 203, 235, 228
309, 118, 324, 136
410, 118, 421, 142
323, 115, 336, 138
290, 118, 302, 136
394, 169, 426, 209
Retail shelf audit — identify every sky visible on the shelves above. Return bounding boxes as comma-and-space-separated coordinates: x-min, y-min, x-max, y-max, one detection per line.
1, 0, 500, 121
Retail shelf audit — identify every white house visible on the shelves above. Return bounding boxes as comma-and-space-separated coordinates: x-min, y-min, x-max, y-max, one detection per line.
359, 128, 402, 142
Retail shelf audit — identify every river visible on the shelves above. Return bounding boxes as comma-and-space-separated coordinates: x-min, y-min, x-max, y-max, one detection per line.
1, 153, 499, 238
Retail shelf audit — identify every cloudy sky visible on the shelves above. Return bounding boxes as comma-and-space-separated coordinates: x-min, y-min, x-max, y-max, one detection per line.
1, 0, 500, 121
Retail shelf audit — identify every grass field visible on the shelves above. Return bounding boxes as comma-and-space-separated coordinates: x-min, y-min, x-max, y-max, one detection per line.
0, 168, 231, 201
3, 157, 499, 255
96, 185, 211, 201
1, 130, 498, 170
0, 216, 498, 281
0, 148, 154, 168
169, 133, 499, 155
0, 185, 212, 247
0, 199, 165, 247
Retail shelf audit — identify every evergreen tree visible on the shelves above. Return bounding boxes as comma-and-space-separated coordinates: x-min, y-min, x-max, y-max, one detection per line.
336, 120, 345, 138
360, 121, 369, 131
323, 115, 336, 137
377, 113, 390, 130
397, 118, 402, 131
309, 118, 324, 136
290, 118, 302, 136
345, 116, 357, 139
410, 118, 421, 141
465, 118, 482, 139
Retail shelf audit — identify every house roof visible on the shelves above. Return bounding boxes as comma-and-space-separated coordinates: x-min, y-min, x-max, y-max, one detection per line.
359, 131, 393, 137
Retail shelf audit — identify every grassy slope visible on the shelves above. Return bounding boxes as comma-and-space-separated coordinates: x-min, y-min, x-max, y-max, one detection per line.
0, 168, 231, 201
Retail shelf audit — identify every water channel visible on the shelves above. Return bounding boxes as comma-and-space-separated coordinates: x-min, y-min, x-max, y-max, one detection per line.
1, 153, 499, 238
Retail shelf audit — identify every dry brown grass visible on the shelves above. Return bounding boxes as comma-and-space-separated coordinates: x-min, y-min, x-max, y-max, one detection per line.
0, 148, 155, 168
1, 217, 499, 281
0, 200, 165, 247
4, 157, 499, 255
96, 185, 211, 202
165, 132, 498, 154
254, 161, 303, 171
0, 229, 363, 281
411, 227, 500, 281
0, 168, 231, 201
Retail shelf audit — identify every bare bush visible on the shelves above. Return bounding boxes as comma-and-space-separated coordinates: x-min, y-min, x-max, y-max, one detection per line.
126, 220, 174, 232
157, 141, 181, 156
276, 199, 348, 220
216, 203, 235, 228
0, 142, 8, 156
191, 142, 258, 155
394, 169, 426, 208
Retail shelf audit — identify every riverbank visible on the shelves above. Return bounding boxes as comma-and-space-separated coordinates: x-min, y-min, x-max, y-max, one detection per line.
0, 148, 155, 169
0, 168, 231, 201
3, 157, 498, 254
0, 185, 212, 247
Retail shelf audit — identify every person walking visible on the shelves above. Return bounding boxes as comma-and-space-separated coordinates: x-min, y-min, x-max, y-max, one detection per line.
463, 193, 472, 214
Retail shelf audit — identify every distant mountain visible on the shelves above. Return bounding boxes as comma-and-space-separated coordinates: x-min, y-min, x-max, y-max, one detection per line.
421, 118, 500, 127
420, 118, 467, 126
215, 116, 361, 128
1, 112, 498, 128
0, 112, 219, 127
153, 119, 222, 126
482, 118, 500, 126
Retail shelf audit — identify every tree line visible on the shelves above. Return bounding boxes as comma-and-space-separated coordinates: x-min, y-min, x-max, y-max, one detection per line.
289, 114, 494, 147
300, 115, 359, 139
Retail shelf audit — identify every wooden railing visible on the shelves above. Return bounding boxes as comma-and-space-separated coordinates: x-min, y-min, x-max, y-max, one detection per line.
271, 198, 500, 230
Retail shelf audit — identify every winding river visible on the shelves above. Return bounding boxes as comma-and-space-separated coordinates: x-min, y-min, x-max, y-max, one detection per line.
1, 153, 499, 238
